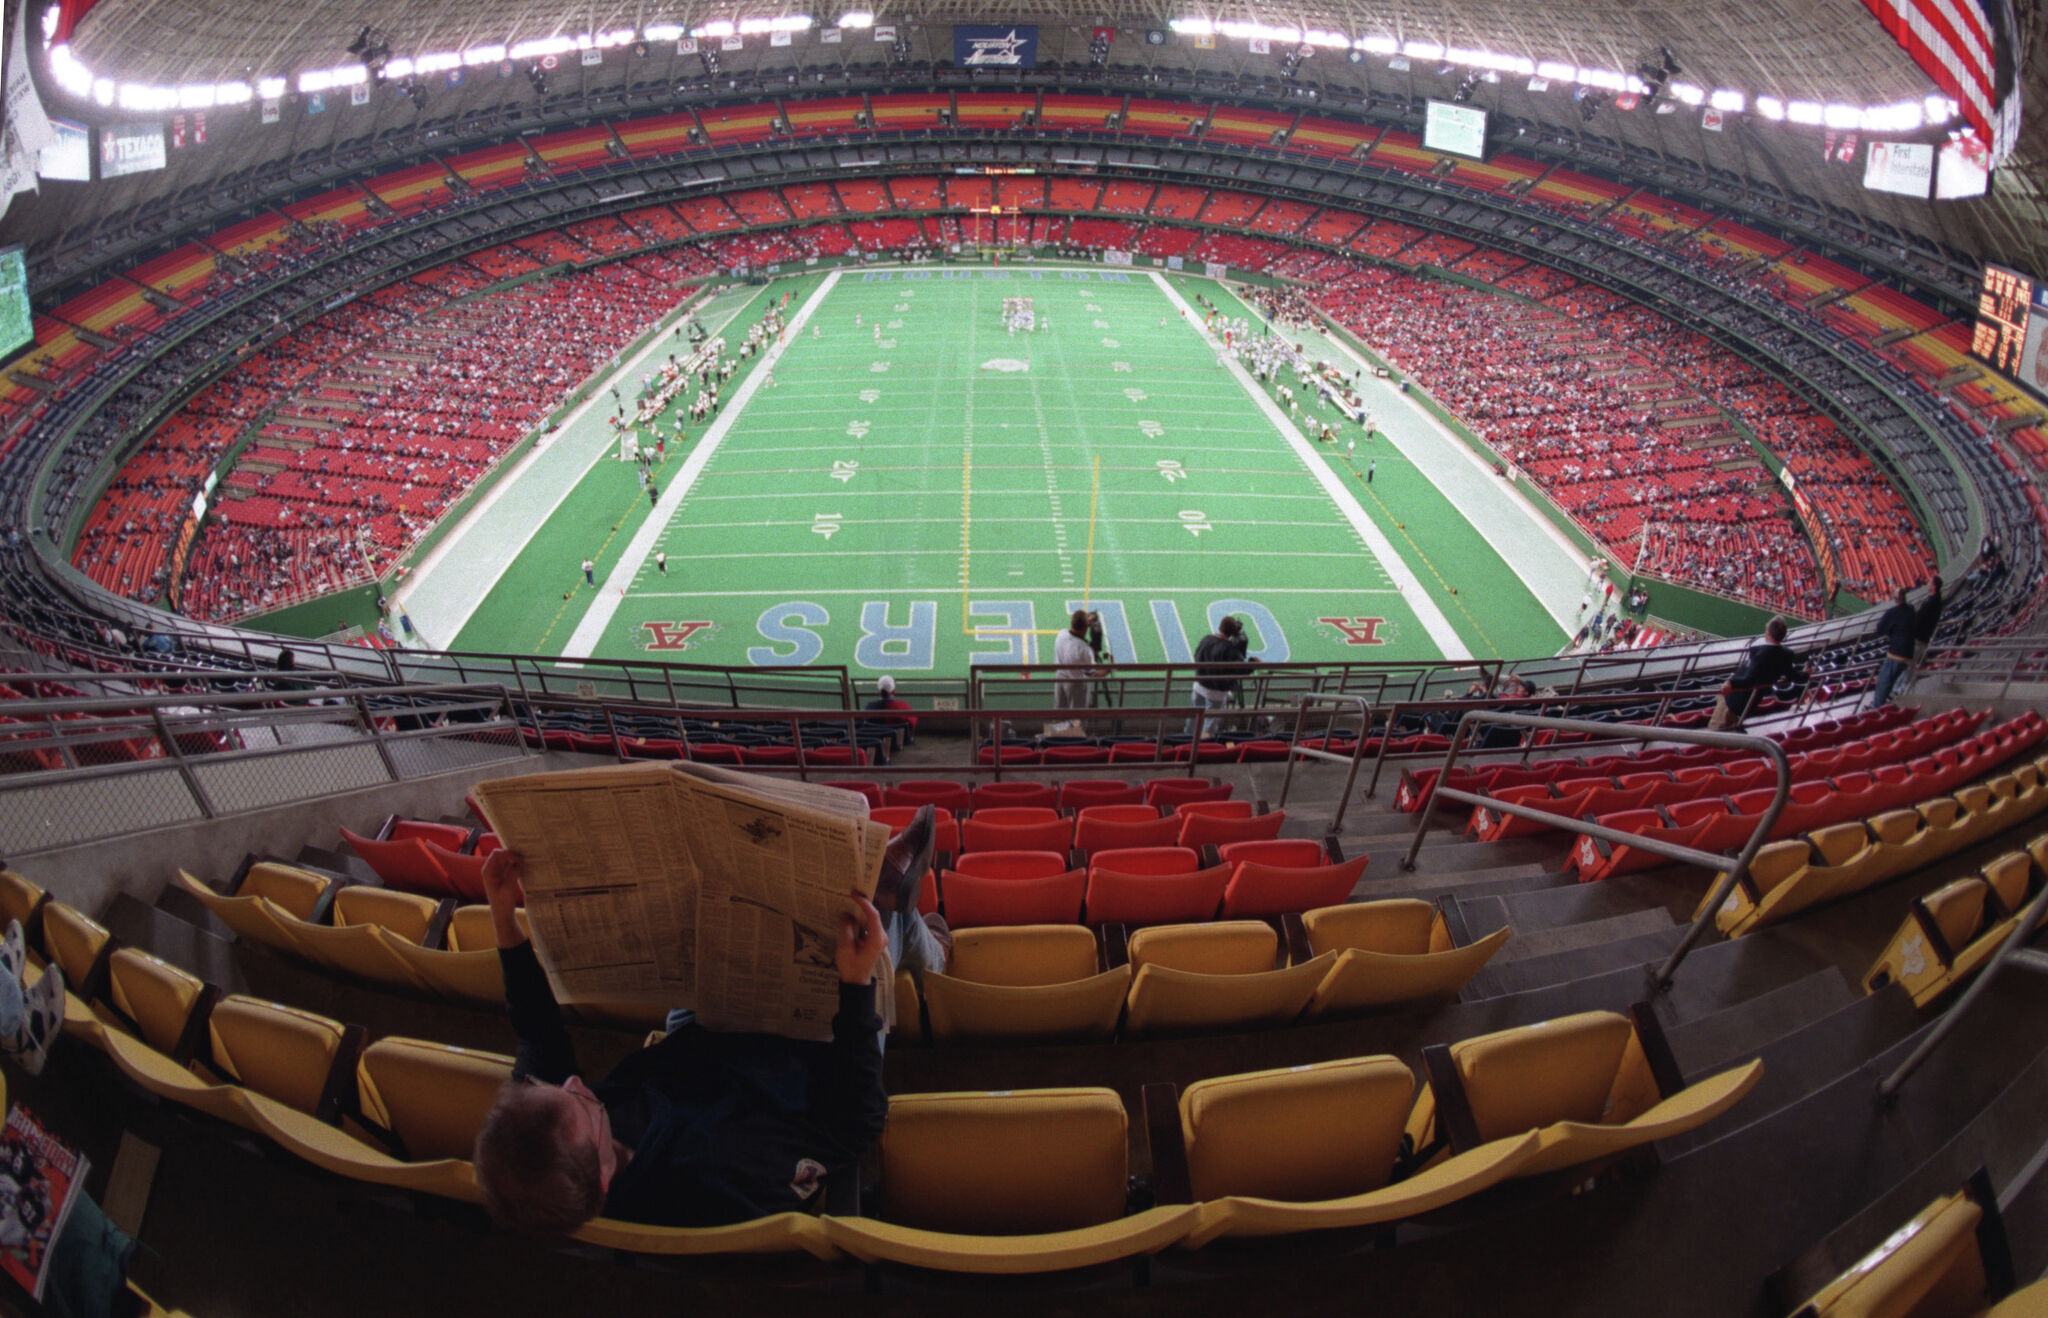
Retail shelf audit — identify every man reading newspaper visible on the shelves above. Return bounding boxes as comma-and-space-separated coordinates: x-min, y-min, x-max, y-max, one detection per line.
468, 766, 946, 1237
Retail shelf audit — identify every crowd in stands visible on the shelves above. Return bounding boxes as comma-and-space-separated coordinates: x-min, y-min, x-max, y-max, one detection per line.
74, 258, 704, 623
1260, 243, 1934, 616
26, 141, 2039, 642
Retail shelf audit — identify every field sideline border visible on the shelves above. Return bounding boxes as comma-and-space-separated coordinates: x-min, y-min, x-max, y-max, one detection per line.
395, 283, 769, 647
1145, 271, 1471, 661
561, 270, 845, 658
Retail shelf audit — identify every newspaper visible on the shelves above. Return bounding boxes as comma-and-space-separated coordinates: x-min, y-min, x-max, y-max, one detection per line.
0, 1105, 88, 1302
471, 762, 889, 1041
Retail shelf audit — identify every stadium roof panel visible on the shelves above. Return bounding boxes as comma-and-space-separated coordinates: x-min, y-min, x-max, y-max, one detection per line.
33, 0, 2048, 277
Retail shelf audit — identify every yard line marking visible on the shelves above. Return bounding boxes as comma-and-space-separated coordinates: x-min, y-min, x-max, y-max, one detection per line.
628, 586, 1409, 598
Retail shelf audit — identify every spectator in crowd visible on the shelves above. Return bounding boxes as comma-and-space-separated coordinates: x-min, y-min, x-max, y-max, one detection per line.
1868, 587, 1919, 709
1187, 615, 1251, 733
861, 674, 915, 738
471, 832, 942, 1238
1708, 616, 1806, 731
1907, 577, 1944, 685
1053, 609, 1100, 711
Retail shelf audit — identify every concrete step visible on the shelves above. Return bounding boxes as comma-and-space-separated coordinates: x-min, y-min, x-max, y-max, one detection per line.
1492, 880, 1677, 933
1473, 924, 1689, 996
1661, 967, 1858, 1080
1772, 1040, 2048, 1307
1658, 983, 1927, 1158
1347, 860, 1562, 902
1493, 908, 1676, 964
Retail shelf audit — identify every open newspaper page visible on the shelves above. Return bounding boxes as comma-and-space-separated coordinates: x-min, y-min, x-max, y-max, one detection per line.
671, 762, 889, 1040
471, 765, 702, 1011
0, 1105, 88, 1302
473, 764, 888, 1039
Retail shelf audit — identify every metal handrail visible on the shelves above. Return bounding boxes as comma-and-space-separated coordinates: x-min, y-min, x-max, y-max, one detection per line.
1401, 710, 1792, 989
1275, 694, 1376, 832
1876, 877, 2048, 1102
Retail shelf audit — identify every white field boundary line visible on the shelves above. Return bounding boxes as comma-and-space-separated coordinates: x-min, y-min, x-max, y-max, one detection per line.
628, 586, 1410, 598
562, 270, 844, 658
1149, 271, 1470, 661
393, 284, 766, 646
1259, 302, 1589, 636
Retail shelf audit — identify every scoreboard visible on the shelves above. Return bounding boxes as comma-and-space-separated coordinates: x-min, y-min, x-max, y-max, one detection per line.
0, 247, 31, 364
1971, 262, 2048, 398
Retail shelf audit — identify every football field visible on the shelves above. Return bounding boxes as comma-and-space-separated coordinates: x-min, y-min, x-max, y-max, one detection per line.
429, 264, 1566, 677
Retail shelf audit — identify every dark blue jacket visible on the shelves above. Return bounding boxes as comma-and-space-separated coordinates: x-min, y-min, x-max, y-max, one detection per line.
500, 940, 887, 1227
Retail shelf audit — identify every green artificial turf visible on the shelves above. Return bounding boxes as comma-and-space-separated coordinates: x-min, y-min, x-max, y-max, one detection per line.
450, 265, 1560, 677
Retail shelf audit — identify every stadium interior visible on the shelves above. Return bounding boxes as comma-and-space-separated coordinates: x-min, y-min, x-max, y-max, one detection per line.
0, 0, 2047, 1312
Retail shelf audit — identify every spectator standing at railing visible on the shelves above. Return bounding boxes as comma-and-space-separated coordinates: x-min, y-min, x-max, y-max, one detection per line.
1905, 578, 1944, 688
1054, 609, 1101, 711
1868, 586, 1918, 709
1187, 615, 1252, 734
1708, 616, 1806, 731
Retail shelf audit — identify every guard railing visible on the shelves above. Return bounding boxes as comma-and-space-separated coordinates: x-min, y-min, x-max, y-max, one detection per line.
1401, 710, 1791, 990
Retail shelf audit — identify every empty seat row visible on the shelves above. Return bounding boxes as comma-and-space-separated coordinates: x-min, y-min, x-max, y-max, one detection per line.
866, 799, 1287, 867
1864, 830, 2048, 1006
1396, 704, 1929, 813
1575, 713, 2046, 882
832, 776, 1233, 816
1478, 708, 1986, 845
1708, 756, 2048, 937
897, 902, 1511, 1043
921, 841, 1358, 928
28, 902, 1759, 1274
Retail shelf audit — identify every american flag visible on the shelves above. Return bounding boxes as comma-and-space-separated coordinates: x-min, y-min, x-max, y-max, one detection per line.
1859, 0, 2022, 163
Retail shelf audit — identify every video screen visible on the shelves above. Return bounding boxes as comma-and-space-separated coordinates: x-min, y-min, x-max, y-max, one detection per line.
1423, 100, 1487, 160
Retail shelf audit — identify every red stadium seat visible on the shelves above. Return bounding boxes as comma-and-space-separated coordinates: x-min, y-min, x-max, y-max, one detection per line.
387, 819, 471, 852
942, 871, 1087, 927
1083, 864, 1231, 925
1173, 800, 1255, 822
1145, 778, 1233, 808
1085, 846, 1199, 876
1178, 809, 1288, 849
960, 811, 1074, 856
1058, 779, 1143, 811
341, 827, 457, 899
820, 780, 885, 808
1217, 838, 1326, 870
1074, 805, 1180, 858
1219, 857, 1370, 918
969, 781, 1060, 812
884, 780, 972, 814
950, 850, 1072, 881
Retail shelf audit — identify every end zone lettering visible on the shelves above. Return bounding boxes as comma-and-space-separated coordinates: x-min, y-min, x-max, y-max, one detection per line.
1318, 616, 1388, 645
642, 620, 714, 650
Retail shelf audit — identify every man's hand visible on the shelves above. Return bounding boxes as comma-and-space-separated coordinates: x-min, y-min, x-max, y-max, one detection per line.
480, 849, 527, 950
835, 894, 886, 986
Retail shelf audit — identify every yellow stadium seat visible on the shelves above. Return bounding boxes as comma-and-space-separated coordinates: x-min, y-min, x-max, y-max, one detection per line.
1123, 953, 1335, 1037
172, 868, 306, 954
354, 1035, 513, 1161
97, 1023, 256, 1130
379, 936, 506, 1007
922, 965, 1132, 1044
278, 886, 444, 993
1178, 1055, 1417, 1203
41, 902, 110, 990
821, 1087, 1198, 1273
104, 947, 213, 1058
1785, 1175, 2014, 1318
573, 1212, 842, 1259
0, 870, 45, 935
205, 995, 359, 1119
1294, 900, 1512, 1016
445, 903, 523, 952
1867, 844, 2047, 1007
1405, 1008, 1763, 1182
1864, 877, 1992, 1006
946, 924, 1101, 986
241, 1090, 484, 1204
1127, 921, 1277, 975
